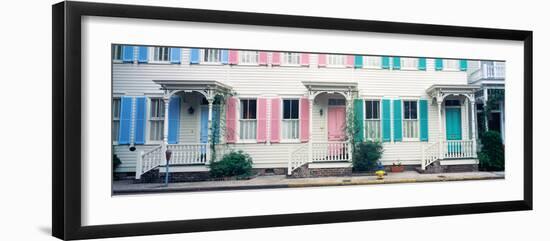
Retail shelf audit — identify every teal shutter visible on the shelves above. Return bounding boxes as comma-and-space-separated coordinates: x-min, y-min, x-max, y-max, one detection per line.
435, 58, 443, 71
354, 55, 363, 68
134, 97, 147, 144
418, 58, 427, 70
419, 99, 428, 141
170, 48, 181, 64
353, 99, 364, 142
167, 96, 181, 144
392, 57, 401, 70
221, 50, 229, 64
190, 48, 200, 64
382, 99, 391, 142
122, 46, 134, 63
382, 56, 390, 69
393, 99, 402, 142
137, 46, 148, 63
460, 59, 467, 71
118, 96, 133, 144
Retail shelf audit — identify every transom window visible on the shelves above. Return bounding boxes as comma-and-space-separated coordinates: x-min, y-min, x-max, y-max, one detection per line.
149, 98, 165, 141
443, 59, 460, 70
328, 99, 346, 106
240, 99, 257, 140
112, 98, 121, 142
202, 49, 221, 63
364, 100, 381, 140
282, 99, 300, 140
282, 53, 301, 65
152, 47, 170, 62
239, 51, 259, 65
401, 58, 419, 70
113, 45, 123, 61
327, 55, 346, 66
364, 56, 381, 69
403, 100, 419, 139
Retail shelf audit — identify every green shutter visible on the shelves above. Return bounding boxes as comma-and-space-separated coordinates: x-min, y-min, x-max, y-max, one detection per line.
392, 57, 401, 70
418, 58, 427, 70
393, 99, 402, 142
460, 59, 467, 71
353, 99, 364, 142
419, 99, 428, 141
382, 56, 390, 69
382, 99, 391, 142
354, 55, 363, 68
435, 58, 443, 71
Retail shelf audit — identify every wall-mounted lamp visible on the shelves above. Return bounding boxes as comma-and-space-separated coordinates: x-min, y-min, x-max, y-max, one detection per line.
319, 108, 323, 116
188, 106, 195, 115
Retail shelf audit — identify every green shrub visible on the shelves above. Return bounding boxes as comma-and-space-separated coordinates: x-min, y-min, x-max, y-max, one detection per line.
209, 150, 253, 178
478, 131, 504, 171
352, 141, 384, 172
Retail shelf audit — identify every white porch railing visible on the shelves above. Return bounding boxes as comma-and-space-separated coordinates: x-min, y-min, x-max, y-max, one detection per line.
421, 142, 440, 170
287, 143, 309, 175
470, 62, 506, 82
287, 141, 352, 175
421, 140, 477, 170
136, 145, 163, 178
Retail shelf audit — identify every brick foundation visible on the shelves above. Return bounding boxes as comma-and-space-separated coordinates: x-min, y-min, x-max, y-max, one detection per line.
289, 164, 352, 178
417, 161, 479, 174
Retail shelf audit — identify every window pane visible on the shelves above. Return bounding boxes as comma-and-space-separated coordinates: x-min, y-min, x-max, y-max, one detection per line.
241, 100, 249, 119
365, 101, 373, 119
404, 101, 410, 119
249, 100, 257, 119
291, 100, 299, 119
283, 100, 291, 119
372, 101, 379, 119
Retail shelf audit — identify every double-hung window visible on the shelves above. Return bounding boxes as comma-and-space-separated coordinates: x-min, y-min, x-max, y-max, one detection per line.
401, 57, 419, 70
403, 100, 419, 139
239, 51, 259, 65
112, 98, 121, 142
152, 47, 170, 62
364, 100, 381, 140
240, 99, 257, 140
202, 49, 221, 63
443, 59, 460, 71
327, 55, 346, 67
149, 98, 165, 141
364, 56, 381, 69
282, 99, 299, 140
113, 45, 123, 62
282, 53, 300, 65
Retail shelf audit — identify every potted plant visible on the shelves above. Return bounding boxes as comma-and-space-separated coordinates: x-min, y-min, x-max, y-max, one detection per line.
390, 161, 404, 173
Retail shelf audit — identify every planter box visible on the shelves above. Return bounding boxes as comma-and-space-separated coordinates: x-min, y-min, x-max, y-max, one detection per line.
390, 166, 405, 173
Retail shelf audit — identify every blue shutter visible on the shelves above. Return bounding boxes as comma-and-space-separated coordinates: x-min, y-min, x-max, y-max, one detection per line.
382, 56, 390, 69
393, 99, 402, 142
354, 55, 363, 68
170, 48, 181, 64
419, 99, 429, 141
418, 58, 427, 70
460, 59, 467, 71
134, 97, 147, 144
138, 46, 148, 63
190, 48, 200, 64
382, 99, 391, 142
435, 58, 443, 71
118, 96, 133, 144
392, 57, 401, 70
221, 50, 229, 64
122, 46, 134, 63
167, 96, 181, 144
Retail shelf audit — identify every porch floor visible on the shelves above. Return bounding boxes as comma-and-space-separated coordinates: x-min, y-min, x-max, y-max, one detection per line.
113, 171, 504, 195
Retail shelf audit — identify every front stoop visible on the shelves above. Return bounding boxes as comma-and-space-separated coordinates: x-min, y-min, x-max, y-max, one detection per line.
289, 163, 352, 178
416, 160, 479, 174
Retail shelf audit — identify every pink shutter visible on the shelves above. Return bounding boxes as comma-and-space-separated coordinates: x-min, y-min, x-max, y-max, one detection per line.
225, 97, 238, 143
271, 52, 281, 66
259, 52, 268, 65
300, 53, 310, 66
270, 98, 281, 143
346, 55, 354, 67
299, 97, 310, 142
229, 50, 239, 65
257, 98, 268, 142
317, 54, 327, 67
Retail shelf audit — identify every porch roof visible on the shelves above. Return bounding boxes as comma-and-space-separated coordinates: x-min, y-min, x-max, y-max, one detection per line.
301, 81, 358, 92
153, 80, 233, 94
426, 84, 481, 99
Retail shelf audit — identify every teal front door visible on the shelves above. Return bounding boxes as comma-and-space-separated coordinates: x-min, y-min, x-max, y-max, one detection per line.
445, 108, 462, 154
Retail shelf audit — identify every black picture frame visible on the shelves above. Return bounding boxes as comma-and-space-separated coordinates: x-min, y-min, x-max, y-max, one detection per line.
52, 1, 533, 240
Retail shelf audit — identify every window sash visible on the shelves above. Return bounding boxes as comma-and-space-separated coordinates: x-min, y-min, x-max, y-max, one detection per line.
153, 47, 170, 62
240, 99, 257, 120
239, 51, 259, 64
202, 49, 221, 63
282, 53, 300, 65
149, 98, 165, 141
239, 119, 257, 140
112, 98, 121, 142
150, 99, 165, 118
113, 45, 123, 61
364, 56, 381, 68
403, 101, 418, 120
283, 99, 299, 119
443, 59, 460, 70
401, 58, 419, 70
364, 120, 381, 140
403, 119, 419, 139
327, 55, 346, 66
364, 100, 380, 120
282, 119, 299, 139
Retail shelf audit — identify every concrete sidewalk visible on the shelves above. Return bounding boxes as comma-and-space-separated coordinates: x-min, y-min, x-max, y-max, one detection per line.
112, 171, 505, 195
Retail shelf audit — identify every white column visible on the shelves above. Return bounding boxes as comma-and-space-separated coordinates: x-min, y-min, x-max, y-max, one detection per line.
437, 99, 444, 159
308, 96, 314, 163
162, 96, 170, 166
470, 98, 478, 157
207, 98, 213, 163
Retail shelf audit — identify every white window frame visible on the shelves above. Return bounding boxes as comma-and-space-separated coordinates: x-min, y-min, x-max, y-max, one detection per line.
149, 47, 171, 64
112, 97, 121, 144
238, 51, 259, 65
238, 99, 258, 142
400, 57, 419, 70
443, 59, 460, 71
201, 48, 222, 64
147, 97, 165, 144
327, 54, 346, 67
281, 99, 300, 141
402, 99, 420, 141
281, 52, 301, 66
363, 56, 382, 69
113, 45, 124, 63
364, 99, 382, 141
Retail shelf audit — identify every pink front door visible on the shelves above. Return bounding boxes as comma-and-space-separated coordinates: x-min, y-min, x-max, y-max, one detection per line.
328, 106, 346, 141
